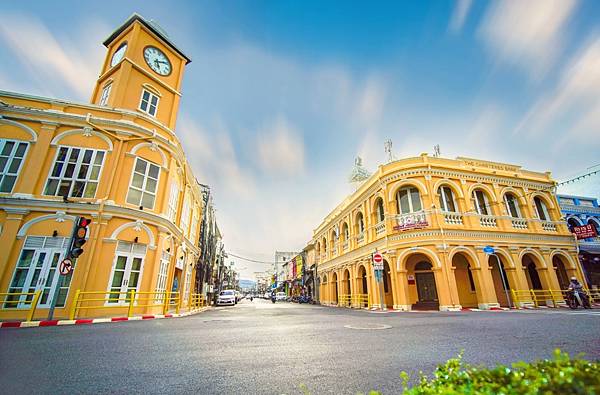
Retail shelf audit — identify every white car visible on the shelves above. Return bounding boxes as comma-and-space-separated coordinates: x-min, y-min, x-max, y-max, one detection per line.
276, 292, 287, 301
217, 290, 236, 306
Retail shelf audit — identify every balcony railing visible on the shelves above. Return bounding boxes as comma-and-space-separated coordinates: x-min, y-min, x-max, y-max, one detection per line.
375, 221, 386, 235
357, 231, 365, 244
443, 212, 463, 225
540, 221, 557, 232
393, 211, 430, 231
342, 240, 349, 252
511, 218, 528, 229
478, 214, 498, 227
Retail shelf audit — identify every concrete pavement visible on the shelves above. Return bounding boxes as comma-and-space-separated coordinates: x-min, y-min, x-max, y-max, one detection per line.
1, 298, 599, 394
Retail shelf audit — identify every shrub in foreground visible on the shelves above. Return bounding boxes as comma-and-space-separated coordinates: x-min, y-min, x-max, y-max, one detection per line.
395, 349, 600, 395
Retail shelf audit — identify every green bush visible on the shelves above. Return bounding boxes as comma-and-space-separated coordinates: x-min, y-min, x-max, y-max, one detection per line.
396, 349, 600, 395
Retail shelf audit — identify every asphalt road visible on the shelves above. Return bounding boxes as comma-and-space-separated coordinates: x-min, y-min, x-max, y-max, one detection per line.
1, 299, 599, 394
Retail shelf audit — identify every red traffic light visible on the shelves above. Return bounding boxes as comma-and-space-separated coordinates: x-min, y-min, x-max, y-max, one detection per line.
79, 217, 91, 227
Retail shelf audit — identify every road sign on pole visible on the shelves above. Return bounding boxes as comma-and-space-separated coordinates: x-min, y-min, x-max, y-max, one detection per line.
59, 259, 73, 275
483, 246, 511, 308
373, 251, 386, 310
373, 252, 384, 271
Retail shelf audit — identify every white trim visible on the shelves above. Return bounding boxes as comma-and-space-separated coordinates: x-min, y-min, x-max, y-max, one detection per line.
130, 142, 168, 168
388, 179, 428, 202
138, 89, 160, 117
447, 246, 480, 268
109, 221, 156, 249
396, 247, 442, 270
518, 248, 547, 268
50, 129, 114, 151
16, 213, 77, 237
0, 118, 37, 142
550, 250, 577, 270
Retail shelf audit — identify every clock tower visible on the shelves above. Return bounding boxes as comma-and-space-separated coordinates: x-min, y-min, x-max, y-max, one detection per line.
90, 13, 191, 130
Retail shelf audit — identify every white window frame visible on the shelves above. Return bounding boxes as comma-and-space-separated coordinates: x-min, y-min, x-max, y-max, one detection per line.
534, 197, 550, 221
190, 207, 199, 242
44, 146, 106, 198
438, 186, 457, 212
182, 262, 192, 302
155, 250, 171, 303
473, 190, 491, 215
0, 139, 29, 193
504, 193, 521, 218
376, 199, 385, 222
397, 187, 422, 214
106, 241, 147, 306
126, 157, 161, 209
180, 194, 191, 234
99, 83, 112, 106
139, 89, 159, 117
166, 181, 179, 222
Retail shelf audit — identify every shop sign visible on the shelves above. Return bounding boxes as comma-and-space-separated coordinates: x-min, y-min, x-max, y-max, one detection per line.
573, 224, 597, 240
393, 212, 428, 231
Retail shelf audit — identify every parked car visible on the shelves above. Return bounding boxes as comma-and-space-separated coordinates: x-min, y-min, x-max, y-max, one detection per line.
276, 292, 287, 301
217, 290, 236, 306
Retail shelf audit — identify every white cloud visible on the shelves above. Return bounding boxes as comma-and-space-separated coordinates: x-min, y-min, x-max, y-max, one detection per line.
479, 0, 577, 79
516, 36, 600, 145
256, 116, 305, 177
0, 13, 106, 99
449, 0, 473, 33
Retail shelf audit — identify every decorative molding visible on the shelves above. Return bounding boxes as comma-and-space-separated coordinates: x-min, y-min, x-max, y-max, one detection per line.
17, 213, 77, 237
0, 118, 37, 142
50, 128, 114, 151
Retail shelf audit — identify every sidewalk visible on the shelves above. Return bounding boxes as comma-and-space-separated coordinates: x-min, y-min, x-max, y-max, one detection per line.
0, 307, 210, 329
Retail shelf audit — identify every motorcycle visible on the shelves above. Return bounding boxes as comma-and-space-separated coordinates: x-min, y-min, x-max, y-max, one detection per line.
271, 295, 276, 303
298, 295, 312, 304
566, 289, 591, 309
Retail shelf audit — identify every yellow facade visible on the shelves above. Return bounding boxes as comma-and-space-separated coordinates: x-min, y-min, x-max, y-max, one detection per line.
0, 14, 205, 320
313, 154, 584, 311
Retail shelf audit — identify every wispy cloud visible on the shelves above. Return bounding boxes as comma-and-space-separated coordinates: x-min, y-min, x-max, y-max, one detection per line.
516, 35, 600, 145
256, 116, 305, 177
478, 0, 577, 79
449, 0, 473, 33
0, 12, 106, 100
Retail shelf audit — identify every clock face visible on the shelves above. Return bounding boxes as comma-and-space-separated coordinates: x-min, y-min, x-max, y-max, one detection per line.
143, 46, 172, 76
110, 43, 127, 67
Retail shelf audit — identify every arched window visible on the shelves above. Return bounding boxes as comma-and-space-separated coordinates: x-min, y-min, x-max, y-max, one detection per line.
588, 218, 599, 234
342, 223, 349, 241
533, 196, 550, 221
504, 193, 521, 218
322, 238, 327, 253
376, 198, 385, 222
414, 261, 433, 271
438, 186, 456, 212
357, 212, 365, 233
472, 189, 491, 215
397, 187, 422, 214
567, 217, 581, 231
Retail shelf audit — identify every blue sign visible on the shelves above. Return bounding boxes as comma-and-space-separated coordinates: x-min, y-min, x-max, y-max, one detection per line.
374, 270, 383, 283
483, 246, 495, 254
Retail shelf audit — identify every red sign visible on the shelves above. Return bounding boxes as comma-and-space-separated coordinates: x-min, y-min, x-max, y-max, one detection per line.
59, 258, 73, 275
393, 212, 428, 231
573, 224, 597, 240
373, 252, 383, 264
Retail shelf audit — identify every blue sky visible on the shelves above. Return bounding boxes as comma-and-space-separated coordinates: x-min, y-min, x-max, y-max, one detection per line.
1, 1, 599, 279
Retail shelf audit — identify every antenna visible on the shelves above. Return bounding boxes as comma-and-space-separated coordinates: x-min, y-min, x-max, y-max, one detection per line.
433, 144, 441, 158
384, 139, 395, 163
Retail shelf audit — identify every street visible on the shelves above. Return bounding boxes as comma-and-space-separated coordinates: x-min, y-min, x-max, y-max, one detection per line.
1, 299, 599, 394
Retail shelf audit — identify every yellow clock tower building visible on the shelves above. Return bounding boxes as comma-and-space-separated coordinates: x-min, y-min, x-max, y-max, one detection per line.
0, 14, 216, 322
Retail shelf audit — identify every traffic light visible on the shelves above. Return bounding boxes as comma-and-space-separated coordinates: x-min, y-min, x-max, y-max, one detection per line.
69, 216, 91, 259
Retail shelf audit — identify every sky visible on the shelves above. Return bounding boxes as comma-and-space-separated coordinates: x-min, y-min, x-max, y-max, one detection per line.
1, 0, 599, 280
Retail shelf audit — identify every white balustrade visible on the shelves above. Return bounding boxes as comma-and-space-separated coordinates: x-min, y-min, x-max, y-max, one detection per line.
343, 240, 349, 252
541, 221, 557, 232
511, 218, 528, 229
375, 221, 386, 235
357, 232, 365, 244
478, 215, 497, 227
443, 212, 463, 225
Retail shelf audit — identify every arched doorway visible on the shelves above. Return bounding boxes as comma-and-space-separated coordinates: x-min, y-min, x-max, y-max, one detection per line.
489, 254, 512, 307
552, 256, 570, 289
331, 272, 338, 304
406, 257, 439, 310
452, 253, 478, 308
357, 265, 369, 307
382, 261, 393, 308
522, 254, 543, 290
321, 275, 327, 304
343, 269, 351, 296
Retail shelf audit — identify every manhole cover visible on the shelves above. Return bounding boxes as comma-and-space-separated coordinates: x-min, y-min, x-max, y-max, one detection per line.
344, 324, 392, 330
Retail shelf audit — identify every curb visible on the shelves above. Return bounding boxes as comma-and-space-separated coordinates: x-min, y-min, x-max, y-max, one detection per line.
0, 307, 209, 329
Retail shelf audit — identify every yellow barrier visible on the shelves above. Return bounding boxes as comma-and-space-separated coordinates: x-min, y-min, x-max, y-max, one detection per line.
510, 289, 593, 308
189, 293, 206, 310
338, 294, 351, 307
0, 290, 42, 321
69, 290, 180, 320
352, 294, 370, 308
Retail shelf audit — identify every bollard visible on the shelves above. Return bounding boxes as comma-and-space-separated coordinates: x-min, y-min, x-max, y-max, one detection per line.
69, 289, 81, 320
127, 290, 135, 317
27, 290, 42, 322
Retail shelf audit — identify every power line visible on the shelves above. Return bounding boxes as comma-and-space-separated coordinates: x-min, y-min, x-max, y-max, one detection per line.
227, 252, 282, 265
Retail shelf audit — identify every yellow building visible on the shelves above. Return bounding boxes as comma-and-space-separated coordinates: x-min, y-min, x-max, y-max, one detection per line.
0, 14, 209, 320
314, 154, 585, 311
